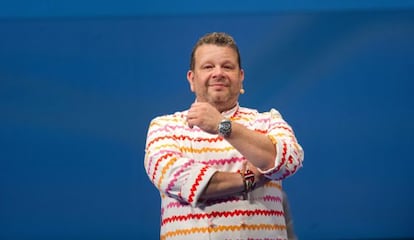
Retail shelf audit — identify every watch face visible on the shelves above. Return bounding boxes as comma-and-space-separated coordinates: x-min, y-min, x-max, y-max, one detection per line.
221, 121, 231, 131
219, 120, 232, 137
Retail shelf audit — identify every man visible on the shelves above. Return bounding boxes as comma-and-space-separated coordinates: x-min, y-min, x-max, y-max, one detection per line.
144, 32, 304, 240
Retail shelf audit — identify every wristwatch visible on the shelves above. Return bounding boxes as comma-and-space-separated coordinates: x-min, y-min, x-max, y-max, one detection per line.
218, 119, 232, 137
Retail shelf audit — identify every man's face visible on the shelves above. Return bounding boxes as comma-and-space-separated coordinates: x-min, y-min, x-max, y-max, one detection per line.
187, 44, 244, 111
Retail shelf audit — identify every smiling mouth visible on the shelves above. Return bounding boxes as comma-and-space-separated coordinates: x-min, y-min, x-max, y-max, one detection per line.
210, 83, 227, 88
209, 85, 227, 91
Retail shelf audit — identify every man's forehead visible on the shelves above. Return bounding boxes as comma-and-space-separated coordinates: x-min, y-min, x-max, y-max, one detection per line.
195, 45, 237, 59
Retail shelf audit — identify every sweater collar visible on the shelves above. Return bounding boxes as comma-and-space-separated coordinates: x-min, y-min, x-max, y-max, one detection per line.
221, 102, 239, 119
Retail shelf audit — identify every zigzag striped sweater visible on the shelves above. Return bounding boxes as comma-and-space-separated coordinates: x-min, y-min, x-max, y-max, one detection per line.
144, 104, 304, 240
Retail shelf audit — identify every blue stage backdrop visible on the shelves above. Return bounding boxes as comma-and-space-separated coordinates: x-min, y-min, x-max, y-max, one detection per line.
1, 1, 414, 239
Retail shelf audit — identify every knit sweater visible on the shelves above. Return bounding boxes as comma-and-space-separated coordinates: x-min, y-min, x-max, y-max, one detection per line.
144, 104, 304, 240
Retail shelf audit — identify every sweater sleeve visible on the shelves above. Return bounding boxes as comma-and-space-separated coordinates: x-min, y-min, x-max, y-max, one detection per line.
258, 109, 304, 180
144, 115, 217, 207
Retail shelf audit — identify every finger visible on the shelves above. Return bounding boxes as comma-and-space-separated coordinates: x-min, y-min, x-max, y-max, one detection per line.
241, 160, 247, 173
187, 116, 194, 128
190, 102, 200, 109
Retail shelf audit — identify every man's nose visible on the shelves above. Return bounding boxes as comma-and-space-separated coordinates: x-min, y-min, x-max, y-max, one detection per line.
212, 66, 224, 77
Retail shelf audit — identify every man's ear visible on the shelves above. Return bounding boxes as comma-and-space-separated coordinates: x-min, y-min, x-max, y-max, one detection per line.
240, 68, 245, 82
187, 70, 195, 92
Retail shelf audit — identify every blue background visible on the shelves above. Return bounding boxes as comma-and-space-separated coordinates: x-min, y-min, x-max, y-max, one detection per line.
1, 1, 414, 239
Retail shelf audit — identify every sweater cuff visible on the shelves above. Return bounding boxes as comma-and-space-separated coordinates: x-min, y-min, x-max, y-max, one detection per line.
181, 165, 218, 207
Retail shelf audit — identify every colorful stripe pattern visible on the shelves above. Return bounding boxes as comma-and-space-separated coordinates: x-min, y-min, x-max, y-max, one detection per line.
144, 104, 304, 240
